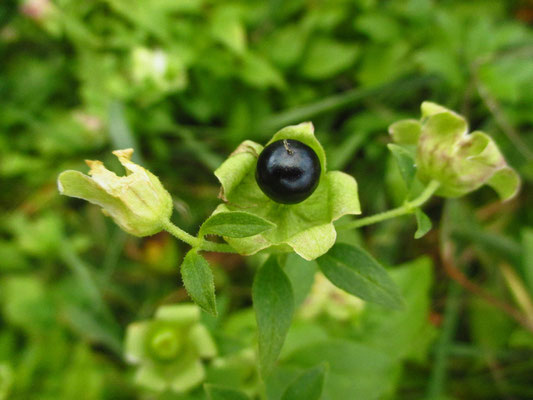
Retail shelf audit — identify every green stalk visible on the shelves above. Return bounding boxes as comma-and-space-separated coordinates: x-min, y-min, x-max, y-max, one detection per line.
338, 180, 440, 230
161, 220, 236, 253
426, 281, 462, 399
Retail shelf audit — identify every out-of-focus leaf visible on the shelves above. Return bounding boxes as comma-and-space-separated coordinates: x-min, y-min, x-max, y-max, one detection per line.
300, 37, 359, 79
281, 364, 326, 400
278, 340, 395, 400
357, 257, 436, 361
210, 6, 246, 55
240, 53, 285, 89
253, 256, 294, 377
205, 384, 250, 400
284, 254, 318, 308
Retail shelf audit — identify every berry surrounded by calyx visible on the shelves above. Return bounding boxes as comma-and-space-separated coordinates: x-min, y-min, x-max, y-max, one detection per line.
255, 139, 321, 204
213, 122, 361, 261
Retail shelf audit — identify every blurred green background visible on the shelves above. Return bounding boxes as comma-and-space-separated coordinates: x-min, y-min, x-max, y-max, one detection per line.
1, 0, 533, 399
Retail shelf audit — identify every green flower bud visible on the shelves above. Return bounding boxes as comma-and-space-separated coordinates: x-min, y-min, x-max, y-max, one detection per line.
57, 149, 173, 237
389, 102, 520, 200
213, 123, 361, 260
124, 304, 217, 393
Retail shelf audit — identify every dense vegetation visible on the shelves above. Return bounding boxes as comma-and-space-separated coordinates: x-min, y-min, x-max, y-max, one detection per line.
1, 0, 533, 399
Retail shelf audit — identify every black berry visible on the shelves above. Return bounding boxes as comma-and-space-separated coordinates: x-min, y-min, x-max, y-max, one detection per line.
255, 139, 321, 204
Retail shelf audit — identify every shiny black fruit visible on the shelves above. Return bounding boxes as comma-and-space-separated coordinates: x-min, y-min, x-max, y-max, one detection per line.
255, 139, 321, 204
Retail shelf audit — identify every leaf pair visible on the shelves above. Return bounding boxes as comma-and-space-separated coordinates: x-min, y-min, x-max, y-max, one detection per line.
181, 211, 275, 317
253, 243, 404, 379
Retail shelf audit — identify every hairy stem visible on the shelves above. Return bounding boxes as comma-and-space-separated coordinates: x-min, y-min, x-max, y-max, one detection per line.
162, 220, 237, 253
338, 180, 440, 230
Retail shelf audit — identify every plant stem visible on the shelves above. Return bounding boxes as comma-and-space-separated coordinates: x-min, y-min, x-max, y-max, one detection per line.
161, 220, 237, 253
425, 281, 462, 399
338, 180, 440, 230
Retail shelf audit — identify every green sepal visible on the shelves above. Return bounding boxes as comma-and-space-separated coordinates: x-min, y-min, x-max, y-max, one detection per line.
57, 149, 172, 237
388, 119, 421, 145
266, 122, 327, 172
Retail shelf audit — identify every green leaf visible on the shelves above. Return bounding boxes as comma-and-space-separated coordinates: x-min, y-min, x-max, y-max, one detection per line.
281, 364, 327, 400
279, 340, 394, 400
414, 209, 432, 239
180, 250, 217, 316
300, 37, 359, 79
316, 243, 404, 309
210, 6, 246, 55
205, 384, 250, 400
253, 256, 294, 377
241, 53, 285, 89
200, 211, 275, 238
357, 257, 436, 362
284, 254, 318, 308
387, 144, 416, 188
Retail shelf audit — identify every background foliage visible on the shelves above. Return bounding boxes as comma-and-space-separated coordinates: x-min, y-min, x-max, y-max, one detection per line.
1, 0, 533, 399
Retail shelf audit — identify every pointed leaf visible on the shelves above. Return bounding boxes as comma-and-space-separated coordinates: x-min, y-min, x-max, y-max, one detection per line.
281, 364, 327, 400
316, 243, 404, 309
181, 250, 217, 316
200, 211, 275, 238
414, 209, 432, 239
253, 256, 294, 377
387, 144, 416, 188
